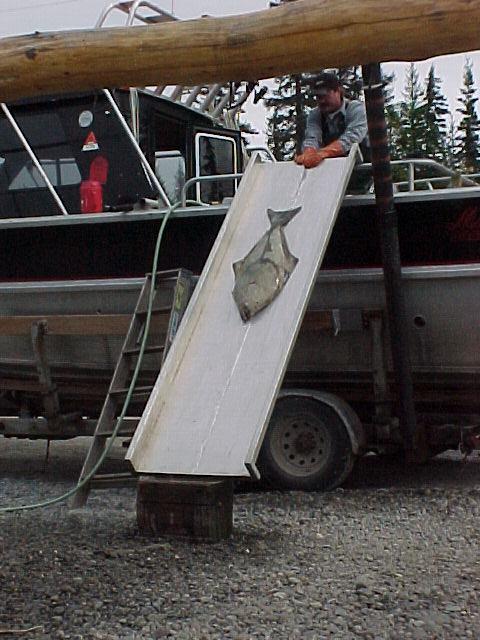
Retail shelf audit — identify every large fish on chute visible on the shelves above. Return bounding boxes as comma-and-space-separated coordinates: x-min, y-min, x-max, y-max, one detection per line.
232, 206, 301, 322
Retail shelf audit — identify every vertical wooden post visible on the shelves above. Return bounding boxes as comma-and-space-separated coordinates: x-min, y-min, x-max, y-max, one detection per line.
361, 63, 425, 459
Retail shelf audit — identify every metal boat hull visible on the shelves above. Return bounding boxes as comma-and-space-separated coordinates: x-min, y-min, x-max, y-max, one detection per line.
0, 263, 478, 422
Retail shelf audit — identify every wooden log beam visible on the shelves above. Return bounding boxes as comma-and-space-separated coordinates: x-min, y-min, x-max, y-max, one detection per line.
0, 0, 479, 103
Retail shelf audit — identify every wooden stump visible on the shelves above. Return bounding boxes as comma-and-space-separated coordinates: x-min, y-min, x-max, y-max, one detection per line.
136, 476, 233, 542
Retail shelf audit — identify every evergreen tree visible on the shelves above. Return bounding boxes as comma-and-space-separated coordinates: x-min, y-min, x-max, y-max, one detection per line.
423, 65, 450, 162
337, 66, 363, 99
456, 59, 480, 173
445, 113, 460, 170
385, 104, 402, 160
397, 63, 426, 157
380, 72, 403, 160
264, 74, 310, 160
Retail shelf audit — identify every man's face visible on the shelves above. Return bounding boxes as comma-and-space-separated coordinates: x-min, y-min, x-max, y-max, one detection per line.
316, 88, 342, 114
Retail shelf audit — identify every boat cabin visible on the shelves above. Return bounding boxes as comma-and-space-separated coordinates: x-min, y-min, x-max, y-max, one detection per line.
0, 89, 245, 280
0, 87, 479, 284
0, 88, 242, 218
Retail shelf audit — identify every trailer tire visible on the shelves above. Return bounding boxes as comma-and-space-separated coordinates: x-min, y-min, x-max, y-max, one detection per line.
258, 394, 356, 491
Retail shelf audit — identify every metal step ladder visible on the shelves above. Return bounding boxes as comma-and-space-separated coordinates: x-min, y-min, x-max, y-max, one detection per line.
70, 268, 194, 508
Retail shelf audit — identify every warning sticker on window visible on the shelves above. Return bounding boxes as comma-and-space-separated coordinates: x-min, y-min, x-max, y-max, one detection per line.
82, 131, 99, 152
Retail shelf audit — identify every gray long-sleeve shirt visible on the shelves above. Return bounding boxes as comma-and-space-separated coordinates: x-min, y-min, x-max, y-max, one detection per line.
302, 98, 369, 155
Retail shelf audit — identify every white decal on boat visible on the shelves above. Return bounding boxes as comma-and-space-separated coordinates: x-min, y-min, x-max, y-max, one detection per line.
78, 110, 94, 128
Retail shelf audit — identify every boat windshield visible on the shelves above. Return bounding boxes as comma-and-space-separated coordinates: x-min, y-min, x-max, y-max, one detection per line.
0, 93, 157, 217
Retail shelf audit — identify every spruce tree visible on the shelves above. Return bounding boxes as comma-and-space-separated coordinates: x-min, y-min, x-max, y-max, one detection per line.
338, 66, 363, 99
445, 113, 460, 171
381, 73, 403, 160
423, 65, 450, 162
397, 63, 426, 158
264, 74, 309, 160
456, 59, 480, 173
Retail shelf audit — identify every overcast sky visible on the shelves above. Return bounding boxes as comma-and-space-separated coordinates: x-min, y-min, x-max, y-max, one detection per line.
1, 0, 479, 143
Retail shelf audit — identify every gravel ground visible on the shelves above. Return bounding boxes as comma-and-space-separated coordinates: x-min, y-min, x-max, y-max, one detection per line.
1, 438, 480, 640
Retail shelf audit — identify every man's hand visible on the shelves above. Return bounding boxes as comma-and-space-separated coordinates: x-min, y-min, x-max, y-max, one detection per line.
294, 147, 320, 167
317, 140, 345, 160
303, 148, 324, 168
296, 141, 345, 168
294, 153, 305, 165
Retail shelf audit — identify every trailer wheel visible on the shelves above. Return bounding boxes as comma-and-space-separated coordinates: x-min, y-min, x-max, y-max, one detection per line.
258, 395, 356, 491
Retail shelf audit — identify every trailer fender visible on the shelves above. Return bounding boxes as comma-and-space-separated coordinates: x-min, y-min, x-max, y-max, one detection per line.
277, 389, 367, 456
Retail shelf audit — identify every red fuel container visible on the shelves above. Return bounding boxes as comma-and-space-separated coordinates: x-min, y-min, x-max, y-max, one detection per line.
80, 179, 103, 214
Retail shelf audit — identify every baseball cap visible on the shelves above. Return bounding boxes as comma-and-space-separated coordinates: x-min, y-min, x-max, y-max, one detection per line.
310, 72, 341, 95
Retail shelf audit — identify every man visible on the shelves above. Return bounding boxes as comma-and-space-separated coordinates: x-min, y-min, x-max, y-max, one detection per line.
295, 72, 369, 169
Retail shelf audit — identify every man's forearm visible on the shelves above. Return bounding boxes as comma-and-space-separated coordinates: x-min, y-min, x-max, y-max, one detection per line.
302, 110, 322, 150
338, 103, 368, 153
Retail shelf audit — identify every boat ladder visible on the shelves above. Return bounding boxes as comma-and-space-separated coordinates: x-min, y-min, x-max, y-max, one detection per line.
70, 268, 194, 508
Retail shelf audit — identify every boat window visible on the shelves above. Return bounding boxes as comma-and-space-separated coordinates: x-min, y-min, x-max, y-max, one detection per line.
155, 150, 185, 204
195, 133, 237, 204
0, 95, 157, 217
9, 157, 81, 190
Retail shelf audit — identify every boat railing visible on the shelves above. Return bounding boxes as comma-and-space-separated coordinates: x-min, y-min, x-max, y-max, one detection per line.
181, 174, 244, 208
2, 109, 480, 224
353, 158, 480, 193
243, 151, 480, 194
393, 174, 480, 191
182, 155, 480, 206
95, 0, 176, 28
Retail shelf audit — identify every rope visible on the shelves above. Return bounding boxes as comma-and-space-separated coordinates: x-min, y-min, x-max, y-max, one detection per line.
0, 200, 201, 513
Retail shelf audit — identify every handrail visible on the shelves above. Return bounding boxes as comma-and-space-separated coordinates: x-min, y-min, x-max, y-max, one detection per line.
181, 173, 244, 207
179, 161, 480, 207
95, 0, 176, 28
357, 158, 479, 188
395, 175, 480, 190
